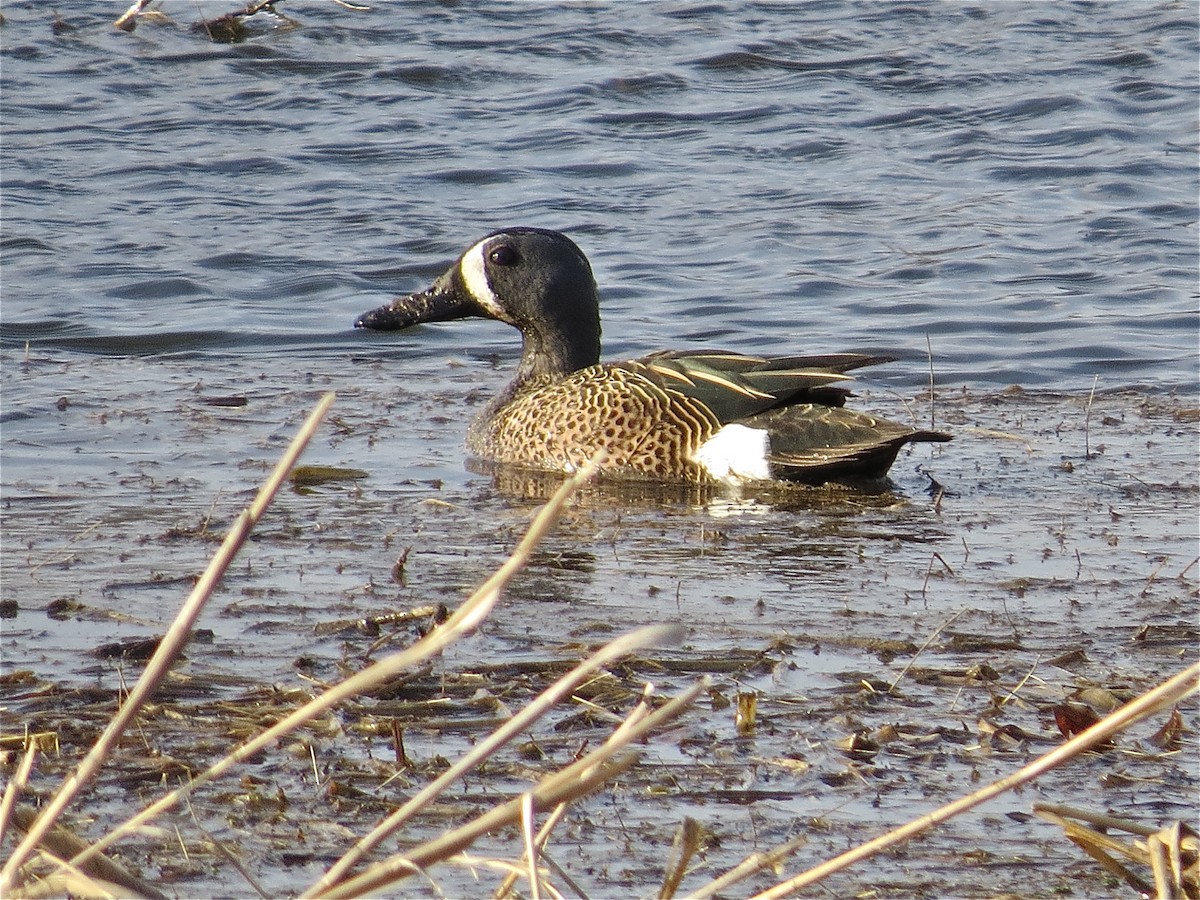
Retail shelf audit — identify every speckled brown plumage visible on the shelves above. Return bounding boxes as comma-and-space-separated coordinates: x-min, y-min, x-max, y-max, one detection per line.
467, 364, 722, 481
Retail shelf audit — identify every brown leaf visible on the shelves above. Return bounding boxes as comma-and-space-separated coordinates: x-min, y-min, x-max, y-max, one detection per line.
1052, 702, 1114, 748
1149, 705, 1185, 751
835, 732, 879, 760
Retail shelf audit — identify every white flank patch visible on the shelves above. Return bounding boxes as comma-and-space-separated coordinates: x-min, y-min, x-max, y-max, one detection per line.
459, 239, 505, 318
692, 423, 771, 485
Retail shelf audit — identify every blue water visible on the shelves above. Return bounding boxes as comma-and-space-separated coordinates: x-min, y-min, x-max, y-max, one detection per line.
1, 0, 1196, 391
2, 8, 1198, 898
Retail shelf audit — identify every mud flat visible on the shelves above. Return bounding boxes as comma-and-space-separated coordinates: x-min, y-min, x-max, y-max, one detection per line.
2, 351, 1196, 897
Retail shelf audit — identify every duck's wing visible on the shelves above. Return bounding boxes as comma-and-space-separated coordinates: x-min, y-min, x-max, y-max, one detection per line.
750, 404, 952, 483
624, 350, 894, 423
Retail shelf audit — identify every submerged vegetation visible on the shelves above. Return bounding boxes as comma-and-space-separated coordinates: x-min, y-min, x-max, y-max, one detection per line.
2, 388, 1197, 898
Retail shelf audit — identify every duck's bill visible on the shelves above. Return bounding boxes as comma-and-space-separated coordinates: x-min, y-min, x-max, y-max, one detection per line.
354, 277, 475, 331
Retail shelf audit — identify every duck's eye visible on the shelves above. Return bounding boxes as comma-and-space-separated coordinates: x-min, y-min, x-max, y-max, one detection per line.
489, 244, 519, 267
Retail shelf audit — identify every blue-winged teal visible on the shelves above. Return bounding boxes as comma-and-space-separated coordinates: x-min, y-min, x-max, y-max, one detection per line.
355, 228, 951, 485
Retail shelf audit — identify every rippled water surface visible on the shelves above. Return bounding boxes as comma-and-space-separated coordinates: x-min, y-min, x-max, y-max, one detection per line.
2, 0, 1196, 388
1, 3, 1198, 898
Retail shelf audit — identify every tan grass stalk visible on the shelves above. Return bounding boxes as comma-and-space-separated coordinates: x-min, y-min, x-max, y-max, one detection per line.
65, 453, 604, 877
306, 620, 680, 895
15, 857, 124, 900
1033, 802, 1167, 837
0, 393, 336, 894
1149, 821, 1196, 900
691, 834, 810, 899
7, 806, 166, 900
494, 686, 662, 897
588, 682, 655, 761
317, 680, 707, 899
520, 792, 541, 900
926, 332, 936, 429
659, 817, 705, 900
1084, 373, 1100, 457
322, 757, 643, 900
0, 740, 39, 848
530, 839, 588, 900
886, 606, 966, 692
490, 685, 642, 900
493, 795, 576, 899
1036, 807, 1156, 894
488, 683, 659, 900
1034, 804, 1198, 898
183, 803, 271, 900
496, 685, 663, 900
113, 0, 154, 30
457, 853, 570, 897
691, 660, 1198, 899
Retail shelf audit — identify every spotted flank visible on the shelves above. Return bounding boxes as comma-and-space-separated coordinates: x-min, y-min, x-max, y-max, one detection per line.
355, 227, 951, 485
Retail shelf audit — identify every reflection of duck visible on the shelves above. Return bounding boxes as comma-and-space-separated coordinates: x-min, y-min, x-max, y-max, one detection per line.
356, 228, 950, 486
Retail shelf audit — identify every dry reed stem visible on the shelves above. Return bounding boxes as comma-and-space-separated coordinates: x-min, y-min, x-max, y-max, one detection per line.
456, 853, 568, 897
689, 660, 1198, 899
307, 620, 679, 894
7, 806, 166, 900
16, 858, 125, 900
322, 757, 642, 900
496, 685, 662, 900
1044, 813, 1158, 895
318, 680, 707, 899
1033, 802, 1168, 837
525, 818, 589, 900
540, 849, 587, 899
926, 332, 936, 429
113, 0, 154, 30
493, 796, 574, 899
1084, 373, 1100, 457
1034, 804, 1198, 899
183, 803, 271, 900
584, 682, 657, 768
337, 687, 662, 899
1150, 822, 1197, 900
886, 606, 966, 693
690, 834, 810, 899
1148, 832, 1179, 899
659, 817, 705, 900
67, 452, 605, 877
0, 741, 39, 848
0, 393, 336, 894
519, 792, 541, 900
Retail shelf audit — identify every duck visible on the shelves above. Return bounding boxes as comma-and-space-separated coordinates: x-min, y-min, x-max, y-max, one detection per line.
355, 227, 950, 485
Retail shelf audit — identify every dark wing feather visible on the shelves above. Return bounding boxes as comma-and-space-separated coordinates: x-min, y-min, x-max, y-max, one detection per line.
626, 350, 885, 423
751, 405, 952, 483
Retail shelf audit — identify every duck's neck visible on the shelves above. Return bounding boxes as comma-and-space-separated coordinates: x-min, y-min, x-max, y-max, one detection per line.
519, 319, 600, 377
491, 314, 602, 411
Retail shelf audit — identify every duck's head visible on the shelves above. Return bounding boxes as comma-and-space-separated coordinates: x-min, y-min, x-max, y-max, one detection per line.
355, 227, 602, 379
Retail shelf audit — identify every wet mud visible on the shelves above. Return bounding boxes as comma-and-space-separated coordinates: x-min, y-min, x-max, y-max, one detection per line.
2, 349, 1197, 897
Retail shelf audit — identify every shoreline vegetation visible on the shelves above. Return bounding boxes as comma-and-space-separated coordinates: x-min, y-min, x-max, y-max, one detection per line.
2, 392, 1196, 898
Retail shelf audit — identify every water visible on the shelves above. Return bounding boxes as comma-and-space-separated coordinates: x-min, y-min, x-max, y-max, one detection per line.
1, 1, 1196, 390
1, 5, 1197, 898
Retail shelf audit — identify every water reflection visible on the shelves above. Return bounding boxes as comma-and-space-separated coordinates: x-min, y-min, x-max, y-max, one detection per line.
466, 456, 926, 515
